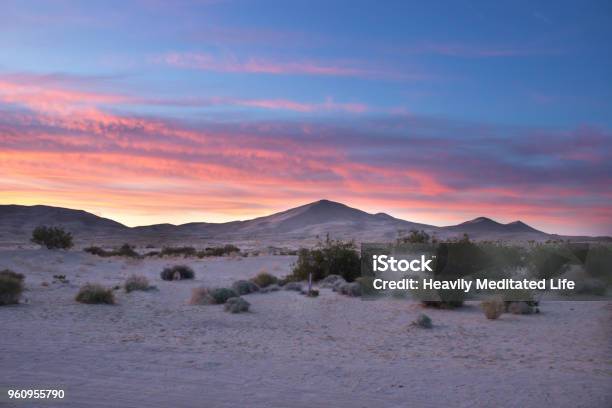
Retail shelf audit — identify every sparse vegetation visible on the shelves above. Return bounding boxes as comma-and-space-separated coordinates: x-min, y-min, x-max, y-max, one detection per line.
481, 297, 505, 319
75, 284, 115, 304
159, 246, 197, 257
160, 265, 195, 281
291, 238, 360, 282
0, 269, 24, 306
124, 275, 151, 293
224, 297, 250, 313
399, 229, 431, 244
31, 226, 73, 249
251, 271, 278, 288
84, 244, 140, 258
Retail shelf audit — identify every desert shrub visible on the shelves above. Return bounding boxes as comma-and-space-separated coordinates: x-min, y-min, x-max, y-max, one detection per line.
251, 272, 278, 288
421, 299, 464, 309
412, 313, 432, 328
115, 244, 140, 258
31, 226, 73, 249
259, 284, 281, 294
0, 271, 24, 305
208, 288, 238, 304
224, 297, 250, 313
232, 280, 260, 295
338, 282, 362, 297
303, 289, 319, 297
0, 269, 25, 281
75, 284, 115, 304
399, 229, 431, 244
291, 239, 360, 282
160, 265, 194, 281
124, 275, 151, 293
576, 278, 607, 296
507, 301, 533, 315
199, 244, 241, 257
84, 244, 140, 258
481, 297, 504, 319
189, 287, 238, 305
159, 246, 197, 257
319, 274, 345, 288
189, 287, 212, 305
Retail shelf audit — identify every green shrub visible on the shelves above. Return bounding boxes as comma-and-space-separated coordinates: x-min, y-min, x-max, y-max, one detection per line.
251, 272, 278, 288
232, 280, 260, 295
0, 270, 24, 305
31, 226, 73, 249
199, 244, 241, 257
224, 297, 250, 313
124, 275, 151, 293
291, 239, 360, 282
75, 284, 115, 304
160, 265, 195, 281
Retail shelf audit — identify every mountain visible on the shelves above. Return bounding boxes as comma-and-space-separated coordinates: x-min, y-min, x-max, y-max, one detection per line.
444, 217, 544, 235
2, 200, 605, 245
0, 204, 126, 233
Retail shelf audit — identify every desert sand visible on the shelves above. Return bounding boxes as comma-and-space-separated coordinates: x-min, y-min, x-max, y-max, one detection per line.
1, 249, 611, 407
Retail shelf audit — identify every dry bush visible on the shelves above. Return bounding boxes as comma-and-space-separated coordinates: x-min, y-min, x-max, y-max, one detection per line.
75, 284, 115, 304
124, 275, 151, 293
251, 271, 278, 288
481, 297, 505, 319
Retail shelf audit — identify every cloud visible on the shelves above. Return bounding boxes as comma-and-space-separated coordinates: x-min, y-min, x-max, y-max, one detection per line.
0, 74, 610, 234
157, 52, 428, 80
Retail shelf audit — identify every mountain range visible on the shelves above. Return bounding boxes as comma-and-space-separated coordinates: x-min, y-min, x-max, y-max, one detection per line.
0, 200, 608, 246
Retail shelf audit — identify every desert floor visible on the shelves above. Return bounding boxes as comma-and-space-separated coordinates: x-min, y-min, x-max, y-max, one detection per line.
1, 249, 611, 408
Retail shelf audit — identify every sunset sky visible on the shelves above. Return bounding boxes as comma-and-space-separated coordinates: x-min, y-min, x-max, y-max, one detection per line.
1, 0, 611, 235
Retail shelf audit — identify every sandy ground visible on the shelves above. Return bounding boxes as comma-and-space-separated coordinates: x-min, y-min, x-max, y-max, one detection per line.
1, 249, 611, 408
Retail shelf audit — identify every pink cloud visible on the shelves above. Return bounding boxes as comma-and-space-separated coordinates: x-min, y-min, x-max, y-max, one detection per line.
158, 52, 426, 80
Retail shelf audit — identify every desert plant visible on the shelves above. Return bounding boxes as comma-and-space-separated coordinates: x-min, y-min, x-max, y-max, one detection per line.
291, 239, 360, 282
412, 313, 432, 328
199, 244, 241, 257
338, 282, 362, 297
160, 265, 195, 281
0, 269, 25, 281
31, 226, 73, 249
0, 270, 24, 305
84, 244, 140, 258
75, 284, 115, 304
224, 297, 250, 313
283, 282, 303, 292
251, 272, 278, 288
481, 297, 505, 319
124, 275, 151, 293
189, 287, 237, 304
159, 246, 197, 257
232, 280, 260, 295
399, 229, 431, 244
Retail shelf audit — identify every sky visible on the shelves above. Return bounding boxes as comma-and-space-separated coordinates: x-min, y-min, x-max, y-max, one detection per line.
0, 0, 611, 235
